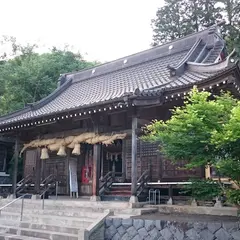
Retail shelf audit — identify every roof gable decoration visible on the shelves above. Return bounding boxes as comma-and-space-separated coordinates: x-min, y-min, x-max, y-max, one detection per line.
167, 26, 227, 77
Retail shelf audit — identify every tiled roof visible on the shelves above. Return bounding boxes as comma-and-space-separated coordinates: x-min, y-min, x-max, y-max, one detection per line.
0, 26, 235, 127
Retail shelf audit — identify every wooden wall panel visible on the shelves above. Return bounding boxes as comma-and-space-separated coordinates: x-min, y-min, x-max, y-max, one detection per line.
124, 137, 202, 182
44, 154, 67, 194
0, 145, 7, 172
24, 149, 37, 178
161, 159, 203, 181
125, 139, 159, 181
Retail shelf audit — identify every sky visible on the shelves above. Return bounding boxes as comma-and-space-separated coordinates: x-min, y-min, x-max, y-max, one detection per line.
0, 0, 163, 62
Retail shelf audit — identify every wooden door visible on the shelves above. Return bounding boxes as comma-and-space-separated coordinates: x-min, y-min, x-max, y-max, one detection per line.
24, 149, 37, 178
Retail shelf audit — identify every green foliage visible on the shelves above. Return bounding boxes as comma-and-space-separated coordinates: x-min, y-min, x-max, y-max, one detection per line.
216, 159, 240, 183
151, 0, 193, 45
181, 178, 222, 201
152, 0, 220, 45
226, 189, 240, 205
142, 87, 237, 169
0, 38, 97, 115
220, 0, 240, 56
151, 0, 240, 56
142, 87, 240, 202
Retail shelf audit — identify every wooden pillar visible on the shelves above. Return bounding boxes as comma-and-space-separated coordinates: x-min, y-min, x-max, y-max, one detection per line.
12, 136, 19, 198
130, 116, 138, 203
66, 149, 70, 195
122, 140, 126, 182
34, 148, 41, 194
100, 147, 104, 180
205, 165, 211, 179
91, 144, 101, 200
91, 121, 101, 201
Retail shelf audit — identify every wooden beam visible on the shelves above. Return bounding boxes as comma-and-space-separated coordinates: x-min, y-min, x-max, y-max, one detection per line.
133, 98, 161, 106
12, 136, 19, 198
39, 128, 133, 140
130, 115, 138, 203
137, 118, 151, 126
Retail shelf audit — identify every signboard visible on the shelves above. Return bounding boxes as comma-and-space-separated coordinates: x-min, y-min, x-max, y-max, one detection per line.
69, 158, 78, 193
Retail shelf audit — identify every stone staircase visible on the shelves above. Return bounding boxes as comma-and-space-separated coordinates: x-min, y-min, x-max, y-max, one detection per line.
101, 185, 131, 201
101, 184, 149, 202
0, 198, 130, 240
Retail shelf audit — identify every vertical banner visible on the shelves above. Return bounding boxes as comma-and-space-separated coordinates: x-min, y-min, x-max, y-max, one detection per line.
69, 158, 78, 193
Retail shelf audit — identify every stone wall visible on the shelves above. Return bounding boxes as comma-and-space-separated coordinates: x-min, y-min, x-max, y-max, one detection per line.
105, 217, 240, 240
84, 210, 111, 240
88, 223, 105, 240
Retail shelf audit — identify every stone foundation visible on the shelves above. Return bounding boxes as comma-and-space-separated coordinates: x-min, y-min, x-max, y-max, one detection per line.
105, 217, 240, 240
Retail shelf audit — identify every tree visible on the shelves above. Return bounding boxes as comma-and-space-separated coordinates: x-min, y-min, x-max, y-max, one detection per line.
151, 0, 192, 46
151, 0, 220, 46
151, 0, 240, 56
142, 87, 237, 167
142, 87, 240, 203
142, 87, 240, 198
0, 38, 97, 115
220, 0, 240, 56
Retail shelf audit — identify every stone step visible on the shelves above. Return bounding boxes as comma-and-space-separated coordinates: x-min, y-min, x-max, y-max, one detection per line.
0, 212, 93, 228
0, 199, 129, 211
114, 207, 157, 216
2, 207, 103, 219
0, 233, 46, 240
2, 205, 105, 214
0, 225, 78, 240
0, 220, 82, 235
105, 190, 131, 196
0, 203, 105, 213
101, 195, 130, 201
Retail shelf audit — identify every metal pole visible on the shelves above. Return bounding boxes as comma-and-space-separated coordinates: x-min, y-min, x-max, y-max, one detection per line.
20, 197, 24, 221
56, 181, 58, 200
42, 194, 44, 210
155, 190, 160, 205
149, 189, 154, 204
13, 137, 19, 198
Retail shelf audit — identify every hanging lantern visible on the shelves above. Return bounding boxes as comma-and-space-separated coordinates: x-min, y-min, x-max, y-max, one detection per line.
72, 143, 81, 155
57, 146, 67, 156
40, 148, 49, 160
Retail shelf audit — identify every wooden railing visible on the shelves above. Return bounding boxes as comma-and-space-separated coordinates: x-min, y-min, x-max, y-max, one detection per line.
136, 169, 150, 197
99, 168, 150, 197
16, 174, 33, 194
41, 174, 56, 185
99, 171, 123, 195
40, 174, 57, 196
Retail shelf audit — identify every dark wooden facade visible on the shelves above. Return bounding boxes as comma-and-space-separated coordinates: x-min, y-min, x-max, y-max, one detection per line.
18, 102, 205, 197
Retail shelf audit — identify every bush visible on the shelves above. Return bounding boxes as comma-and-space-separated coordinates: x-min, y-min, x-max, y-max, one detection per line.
226, 189, 240, 205
181, 178, 222, 201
